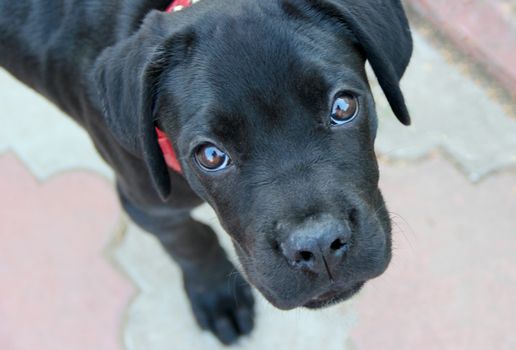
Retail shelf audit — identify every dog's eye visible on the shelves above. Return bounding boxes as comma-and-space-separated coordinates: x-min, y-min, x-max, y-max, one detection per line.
195, 143, 231, 171
330, 93, 358, 125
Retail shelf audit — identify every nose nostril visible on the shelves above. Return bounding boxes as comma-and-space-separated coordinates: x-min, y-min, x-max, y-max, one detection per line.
299, 251, 314, 262
271, 239, 280, 251
330, 238, 347, 251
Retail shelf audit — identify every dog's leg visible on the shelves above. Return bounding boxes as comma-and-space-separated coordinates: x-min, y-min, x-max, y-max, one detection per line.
117, 185, 255, 344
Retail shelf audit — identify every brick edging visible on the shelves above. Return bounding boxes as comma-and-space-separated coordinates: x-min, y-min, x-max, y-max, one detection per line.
404, 0, 516, 95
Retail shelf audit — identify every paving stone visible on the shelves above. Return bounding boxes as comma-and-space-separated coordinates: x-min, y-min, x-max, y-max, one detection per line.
351, 155, 516, 350
0, 153, 133, 350
113, 206, 356, 350
372, 33, 516, 181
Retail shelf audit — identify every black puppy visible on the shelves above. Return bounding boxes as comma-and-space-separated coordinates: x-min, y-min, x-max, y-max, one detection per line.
0, 0, 412, 344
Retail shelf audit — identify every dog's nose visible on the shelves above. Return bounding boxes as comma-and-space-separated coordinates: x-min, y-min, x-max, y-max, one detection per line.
280, 217, 351, 277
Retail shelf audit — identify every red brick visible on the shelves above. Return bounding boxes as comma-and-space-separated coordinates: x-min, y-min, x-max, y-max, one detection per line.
0, 153, 134, 350
351, 156, 516, 350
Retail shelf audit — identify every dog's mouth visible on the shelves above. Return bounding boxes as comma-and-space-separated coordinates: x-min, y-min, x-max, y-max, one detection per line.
303, 281, 365, 309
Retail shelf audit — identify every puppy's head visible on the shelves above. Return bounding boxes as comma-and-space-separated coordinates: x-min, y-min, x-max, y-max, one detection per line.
94, 0, 412, 309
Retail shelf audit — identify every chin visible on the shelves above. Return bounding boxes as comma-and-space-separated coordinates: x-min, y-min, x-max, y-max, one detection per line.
302, 282, 365, 309
252, 279, 366, 310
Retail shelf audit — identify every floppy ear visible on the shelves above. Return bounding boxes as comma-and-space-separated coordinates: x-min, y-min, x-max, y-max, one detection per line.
92, 11, 195, 200
313, 0, 413, 125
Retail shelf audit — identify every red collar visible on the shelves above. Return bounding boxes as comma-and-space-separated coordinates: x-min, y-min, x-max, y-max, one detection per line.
155, 127, 182, 173
155, 0, 195, 173
165, 0, 194, 13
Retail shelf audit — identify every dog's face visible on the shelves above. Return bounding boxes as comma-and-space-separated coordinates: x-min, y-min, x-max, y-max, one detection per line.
95, 0, 412, 309
161, 16, 391, 309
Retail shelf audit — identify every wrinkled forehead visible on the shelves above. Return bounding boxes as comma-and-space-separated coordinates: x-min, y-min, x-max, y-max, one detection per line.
187, 24, 325, 135
177, 13, 367, 146
206, 19, 328, 99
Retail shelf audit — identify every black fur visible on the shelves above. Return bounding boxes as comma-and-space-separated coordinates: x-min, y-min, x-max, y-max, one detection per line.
0, 0, 412, 344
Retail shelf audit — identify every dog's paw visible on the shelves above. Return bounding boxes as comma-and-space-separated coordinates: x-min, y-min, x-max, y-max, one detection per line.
183, 266, 255, 345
